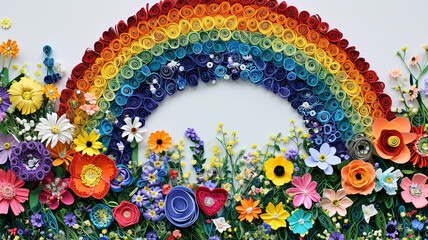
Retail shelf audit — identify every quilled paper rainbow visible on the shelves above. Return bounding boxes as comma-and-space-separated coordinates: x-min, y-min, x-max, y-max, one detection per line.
59, 0, 394, 164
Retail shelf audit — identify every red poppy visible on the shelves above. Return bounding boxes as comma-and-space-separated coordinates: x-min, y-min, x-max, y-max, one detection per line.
162, 184, 171, 195
169, 169, 178, 179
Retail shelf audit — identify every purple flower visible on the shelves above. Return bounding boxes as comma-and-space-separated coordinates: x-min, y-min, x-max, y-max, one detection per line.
243, 152, 255, 164
132, 188, 150, 208
0, 132, 19, 164
385, 220, 398, 238
0, 112, 5, 122
0, 87, 11, 112
285, 148, 298, 160
143, 206, 165, 222
31, 213, 43, 228
145, 231, 158, 240
141, 165, 160, 187
110, 164, 134, 192
149, 186, 164, 200
153, 199, 165, 213
10, 141, 52, 181
64, 213, 76, 227
205, 180, 217, 191
329, 232, 344, 240
304, 143, 341, 175
209, 236, 220, 240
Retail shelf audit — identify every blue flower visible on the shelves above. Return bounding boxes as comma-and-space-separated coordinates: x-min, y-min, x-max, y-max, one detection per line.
132, 188, 150, 208
412, 219, 424, 231
262, 222, 271, 234
287, 209, 313, 235
110, 164, 134, 192
89, 204, 114, 229
374, 167, 403, 195
304, 143, 341, 175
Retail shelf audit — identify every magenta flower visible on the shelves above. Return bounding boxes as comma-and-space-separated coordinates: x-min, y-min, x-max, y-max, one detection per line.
0, 132, 19, 164
400, 173, 428, 209
39, 173, 74, 210
286, 173, 321, 209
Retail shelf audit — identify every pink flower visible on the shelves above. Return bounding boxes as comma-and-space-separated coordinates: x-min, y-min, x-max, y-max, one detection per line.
320, 188, 353, 217
84, 92, 97, 105
400, 173, 428, 208
389, 68, 402, 79
112, 201, 140, 228
410, 54, 420, 65
408, 84, 419, 101
173, 230, 182, 239
79, 104, 100, 115
0, 112, 5, 122
38, 173, 74, 210
286, 173, 321, 209
0, 169, 29, 216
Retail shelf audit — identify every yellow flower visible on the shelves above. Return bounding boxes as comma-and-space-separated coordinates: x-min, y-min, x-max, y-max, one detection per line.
73, 131, 103, 156
8, 77, 44, 115
260, 202, 290, 230
402, 47, 407, 51
263, 156, 293, 186
43, 84, 60, 101
0, 17, 11, 29
0, 39, 19, 58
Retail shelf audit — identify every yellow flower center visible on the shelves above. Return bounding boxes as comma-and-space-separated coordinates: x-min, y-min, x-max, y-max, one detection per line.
272, 213, 279, 219
148, 174, 156, 181
319, 154, 326, 162
81, 164, 102, 187
51, 126, 60, 134
3, 143, 10, 150
154, 161, 162, 168
149, 210, 156, 217
131, 127, 138, 134
0, 97, 2, 104
135, 196, 142, 202
117, 175, 123, 182
387, 136, 400, 147
385, 177, 393, 183
22, 91, 32, 100
123, 210, 131, 218
159, 201, 164, 208
332, 199, 340, 207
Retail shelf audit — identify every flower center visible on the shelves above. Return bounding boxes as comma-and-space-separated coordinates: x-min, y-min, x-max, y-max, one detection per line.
135, 196, 142, 202
319, 154, 326, 162
149, 210, 156, 217
123, 210, 131, 219
386, 224, 396, 233
332, 199, 340, 207
385, 177, 393, 183
81, 164, 102, 187
0, 183, 16, 200
148, 174, 156, 181
49, 89, 54, 95
154, 161, 162, 168
158, 201, 165, 208
3, 143, 10, 150
117, 175, 123, 182
131, 127, 138, 134
204, 197, 215, 207
59, 151, 66, 159
24, 154, 40, 171
298, 218, 305, 225
355, 173, 362, 180
274, 166, 285, 176
86, 141, 93, 148
272, 213, 279, 219
409, 90, 414, 95
302, 190, 309, 195
22, 91, 32, 100
410, 183, 422, 197
246, 207, 253, 215
364, 210, 371, 215
51, 126, 60, 134
6, 47, 11, 51
0, 97, 2, 104
416, 135, 428, 156
218, 223, 223, 229
157, 139, 163, 145
387, 136, 400, 148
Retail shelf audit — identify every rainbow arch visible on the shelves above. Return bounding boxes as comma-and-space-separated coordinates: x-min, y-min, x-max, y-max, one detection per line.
58, 0, 394, 163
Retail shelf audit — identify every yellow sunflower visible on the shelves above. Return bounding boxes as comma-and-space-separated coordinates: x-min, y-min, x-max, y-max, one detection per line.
8, 77, 44, 115
73, 131, 103, 156
260, 202, 290, 230
264, 155, 293, 187
43, 84, 60, 101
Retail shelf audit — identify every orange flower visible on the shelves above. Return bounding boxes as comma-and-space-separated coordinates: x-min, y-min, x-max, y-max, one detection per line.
0, 39, 19, 58
341, 160, 375, 195
372, 117, 416, 164
148, 130, 172, 154
410, 54, 420, 65
48, 142, 74, 169
235, 197, 262, 222
43, 84, 60, 101
69, 152, 118, 199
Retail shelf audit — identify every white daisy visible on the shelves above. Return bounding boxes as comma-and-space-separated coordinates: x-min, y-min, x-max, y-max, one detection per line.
35, 113, 75, 147
121, 117, 147, 143
212, 217, 231, 233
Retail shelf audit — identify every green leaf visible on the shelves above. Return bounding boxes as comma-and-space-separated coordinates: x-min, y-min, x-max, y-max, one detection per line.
274, 144, 280, 152
132, 147, 139, 162
303, 138, 310, 154
401, 169, 415, 175
30, 185, 44, 210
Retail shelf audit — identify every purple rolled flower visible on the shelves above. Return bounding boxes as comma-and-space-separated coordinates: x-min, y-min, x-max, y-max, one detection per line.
31, 213, 43, 228
164, 186, 199, 227
110, 164, 134, 192
0, 87, 11, 112
10, 141, 52, 181
64, 213, 76, 227
329, 232, 344, 240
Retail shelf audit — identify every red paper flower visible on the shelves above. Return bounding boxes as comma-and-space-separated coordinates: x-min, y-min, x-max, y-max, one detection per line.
372, 118, 416, 164
162, 184, 171, 195
408, 126, 428, 168
112, 201, 140, 228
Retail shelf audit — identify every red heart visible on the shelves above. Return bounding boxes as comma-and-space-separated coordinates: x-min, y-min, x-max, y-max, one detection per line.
195, 186, 228, 217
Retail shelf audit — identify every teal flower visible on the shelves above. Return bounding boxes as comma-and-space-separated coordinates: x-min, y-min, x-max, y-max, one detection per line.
374, 167, 403, 195
89, 204, 114, 229
287, 209, 313, 235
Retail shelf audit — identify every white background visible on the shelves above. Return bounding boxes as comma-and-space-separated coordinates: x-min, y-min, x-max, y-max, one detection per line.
2, 0, 428, 172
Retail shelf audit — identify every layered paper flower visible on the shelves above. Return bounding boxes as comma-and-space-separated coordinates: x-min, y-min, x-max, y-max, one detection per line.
235, 197, 262, 222
263, 155, 293, 187
35, 113, 75, 148
89, 204, 114, 229
121, 117, 147, 143
213, 217, 231, 233
69, 153, 118, 199
0, 39, 19, 58
287, 209, 313, 235
286, 173, 321, 209
43, 84, 60, 101
148, 130, 172, 154
0, 169, 29, 216
112, 201, 140, 228
304, 143, 341, 175
408, 126, 428, 168
38, 173, 74, 210
320, 188, 353, 217
372, 117, 416, 164
362, 204, 377, 223
73, 131, 103, 156
164, 186, 199, 227
341, 160, 375, 195
110, 164, 134, 192
400, 173, 428, 208
260, 202, 290, 230
0, 132, 19, 164
48, 142, 74, 169
8, 77, 44, 115
0, 87, 11, 113
374, 167, 403, 195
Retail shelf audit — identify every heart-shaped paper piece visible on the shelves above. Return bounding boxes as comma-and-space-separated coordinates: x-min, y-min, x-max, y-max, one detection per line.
195, 186, 228, 217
